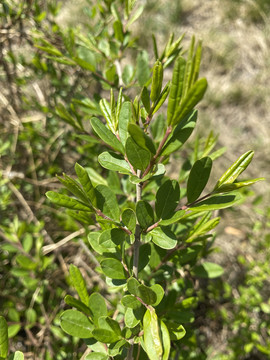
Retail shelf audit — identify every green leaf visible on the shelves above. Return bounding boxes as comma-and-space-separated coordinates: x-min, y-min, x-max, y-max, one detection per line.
9, 351, 24, 360
192, 262, 224, 278
85, 353, 108, 360
98, 317, 121, 337
167, 57, 186, 125
98, 228, 126, 252
214, 150, 255, 190
122, 209, 136, 233
69, 264, 89, 306
166, 323, 186, 341
75, 163, 96, 204
149, 227, 177, 250
124, 307, 144, 328
88, 293, 107, 326
94, 185, 120, 221
113, 20, 124, 42
155, 180, 180, 220
0, 316, 8, 359
189, 193, 243, 212
213, 178, 264, 194
46, 191, 91, 211
161, 110, 197, 156
151, 82, 171, 115
92, 329, 120, 343
56, 174, 89, 204
126, 5, 144, 28
136, 200, 154, 230
128, 123, 156, 154
143, 309, 163, 360
85, 167, 107, 186
118, 101, 131, 146
187, 157, 212, 203
91, 117, 124, 154
88, 232, 104, 255
186, 217, 220, 243
16, 255, 37, 270
127, 278, 157, 305
151, 284, 164, 306
64, 295, 91, 316
125, 137, 150, 171
136, 51, 150, 86
159, 210, 185, 225
141, 87, 150, 113
138, 243, 151, 272
100, 258, 127, 279
73, 56, 95, 72
150, 60, 163, 102
121, 295, 142, 309
171, 78, 207, 126
160, 320, 170, 360
99, 99, 113, 132
60, 310, 93, 338
98, 152, 130, 174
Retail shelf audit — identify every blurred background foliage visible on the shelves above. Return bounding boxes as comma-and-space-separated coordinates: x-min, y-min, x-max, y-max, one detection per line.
0, 0, 269, 359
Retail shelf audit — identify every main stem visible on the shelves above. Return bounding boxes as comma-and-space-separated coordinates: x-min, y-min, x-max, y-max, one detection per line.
133, 170, 142, 278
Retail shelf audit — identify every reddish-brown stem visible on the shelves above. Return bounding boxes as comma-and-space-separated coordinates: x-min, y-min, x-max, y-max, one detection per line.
146, 221, 160, 233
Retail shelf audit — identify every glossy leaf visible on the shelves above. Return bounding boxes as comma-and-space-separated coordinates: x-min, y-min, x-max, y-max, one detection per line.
166, 323, 186, 341
9, 351, 24, 360
98, 228, 126, 252
60, 310, 93, 338
46, 191, 92, 211
125, 137, 150, 171
159, 210, 185, 225
171, 78, 207, 126
98, 317, 121, 337
64, 295, 91, 316
186, 217, 220, 243
99, 99, 113, 132
160, 320, 170, 360
150, 60, 163, 102
88, 293, 107, 326
92, 329, 120, 343
124, 307, 144, 328
167, 56, 186, 125
75, 163, 96, 204
155, 180, 180, 220
192, 262, 224, 278
0, 316, 8, 359
127, 277, 157, 305
136, 200, 154, 230
91, 117, 124, 154
161, 110, 197, 156
149, 227, 177, 250
94, 185, 120, 221
152, 82, 171, 115
121, 295, 142, 309
88, 232, 104, 255
189, 193, 242, 212
151, 284, 165, 306
69, 264, 89, 306
100, 258, 127, 279
213, 178, 264, 194
98, 152, 130, 174
128, 123, 156, 154
121, 208, 136, 233
138, 243, 151, 272
143, 309, 163, 360
187, 157, 212, 203
118, 102, 131, 146
214, 150, 254, 190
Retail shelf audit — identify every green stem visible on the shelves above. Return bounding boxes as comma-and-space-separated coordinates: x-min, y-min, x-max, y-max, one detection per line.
133, 171, 142, 278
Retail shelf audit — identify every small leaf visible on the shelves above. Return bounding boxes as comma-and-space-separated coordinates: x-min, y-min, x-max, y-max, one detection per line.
152, 82, 171, 115
121, 295, 142, 309
171, 78, 207, 126
64, 295, 91, 316
187, 157, 212, 203
143, 309, 163, 360
73, 56, 95, 72
69, 264, 89, 306
100, 258, 127, 279
186, 217, 220, 243
9, 351, 25, 360
75, 163, 96, 204
56, 174, 89, 204
60, 310, 93, 338
189, 193, 242, 212
92, 329, 120, 343
46, 191, 91, 211
125, 137, 150, 171
122, 209, 136, 233
166, 323, 186, 341
91, 117, 124, 154
136, 200, 154, 230
0, 316, 8, 359
151, 284, 164, 306
155, 180, 180, 220
125, 307, 144, 328
128, 124, 156, 154
85, 353, 108, 360
214, 150, 256, 190
192, 262, 224, 278
160, 320, 170, 360
98, 228, 126, 252
149, 227, 177, 250
118, 101, 132, 146
127, 278, 157, 305
159, 210, 185, 226
136, 51, 150, 86
88, 293, 107, 326
150, 60, 163, 103
99, 99, 113, 132
94, 185, 120, 221
213, 178, 265, 194
141, 86, 150, 113
98, 152, 130, 174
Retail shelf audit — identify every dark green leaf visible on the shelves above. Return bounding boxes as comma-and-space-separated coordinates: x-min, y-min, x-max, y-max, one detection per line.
88, 293, 107, 326
0, 316, 8, 359
64, 295, 91, 316
60, 310, 93, 338
91, 117, 124, 154
118, 101, 131, 146
125, 137, 150, 171
92, 329, 120, 343
166, 322, 186, 341
150, 60, 163, 103
189, 193, 242, 212
136, 200, 154, 230
98, 228, 126, 252
56, 174, 89, 204
138, 243, 151, 272
121, 295, 141, 309
94, 185, 120, 221
161, 110, 197, 156
127, 278, 157, 305
192, 262, 224, 278
213, 178, 264, 194
98, 152, 130, 174
122, 208, 136, 233
141, 87, 150, 113
69, 264, 89, 305
46, 191, 91, 211
75, 163, 96, 204
152, 82, 171, 115
187, 157, 212, 203
128, 123, 156, 154
149, 227, 177, 250
100, 258, 127, 279
155, 180, 180, 220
